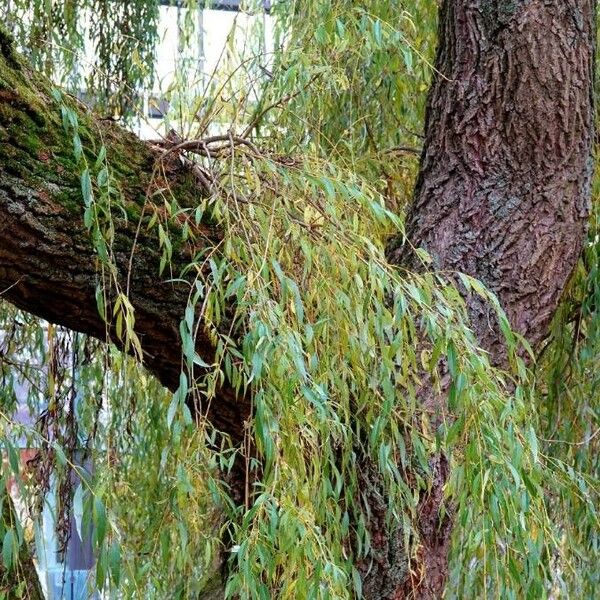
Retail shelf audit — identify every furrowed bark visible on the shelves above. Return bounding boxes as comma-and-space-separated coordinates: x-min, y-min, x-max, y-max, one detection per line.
383, 1, 596, 598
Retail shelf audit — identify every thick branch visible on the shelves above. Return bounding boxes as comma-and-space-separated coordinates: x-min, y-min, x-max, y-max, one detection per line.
0, 28, 249, 445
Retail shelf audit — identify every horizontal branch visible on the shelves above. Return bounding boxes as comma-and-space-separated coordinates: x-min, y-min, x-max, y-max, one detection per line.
0, 28, 250, 445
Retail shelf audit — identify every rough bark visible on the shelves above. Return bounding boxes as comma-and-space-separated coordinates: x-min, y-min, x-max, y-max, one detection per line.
388, 0, 595, 359
384, 1, 596, 598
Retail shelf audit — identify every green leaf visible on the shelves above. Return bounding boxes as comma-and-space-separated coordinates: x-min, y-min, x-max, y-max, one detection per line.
527, 426, 539, 464
72, 133, 83, 162
109, 540, 121, 585
81, 168, 93, 207
93, 496, 107, 548
54, 442, 68, 467
2, 530, 14, 570
95, 145, 107, 168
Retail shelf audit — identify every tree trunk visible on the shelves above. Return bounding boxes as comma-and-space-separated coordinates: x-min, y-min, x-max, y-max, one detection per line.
384, 1, 596, 597
0, 0, 596, 597
388, 0, 595, 359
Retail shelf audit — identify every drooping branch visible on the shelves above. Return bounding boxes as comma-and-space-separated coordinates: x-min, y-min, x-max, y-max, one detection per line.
0, 27, 250, 445
0, 2, 597, 597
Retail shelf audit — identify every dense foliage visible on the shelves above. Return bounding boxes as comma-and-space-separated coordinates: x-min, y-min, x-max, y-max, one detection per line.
0, 1, 598, 598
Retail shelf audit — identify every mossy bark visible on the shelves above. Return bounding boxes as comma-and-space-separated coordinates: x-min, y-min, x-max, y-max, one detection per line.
0, 31, 249, 596
0, 27, 250, 448
0, 27, 252, 596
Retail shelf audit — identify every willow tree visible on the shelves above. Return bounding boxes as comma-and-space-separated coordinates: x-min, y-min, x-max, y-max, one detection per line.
0, 1, 598, 600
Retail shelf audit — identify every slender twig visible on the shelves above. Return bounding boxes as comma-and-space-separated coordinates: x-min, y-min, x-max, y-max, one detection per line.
241, 73, 321, 138
381, 145, 421, 156
0, 276, 24, 297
